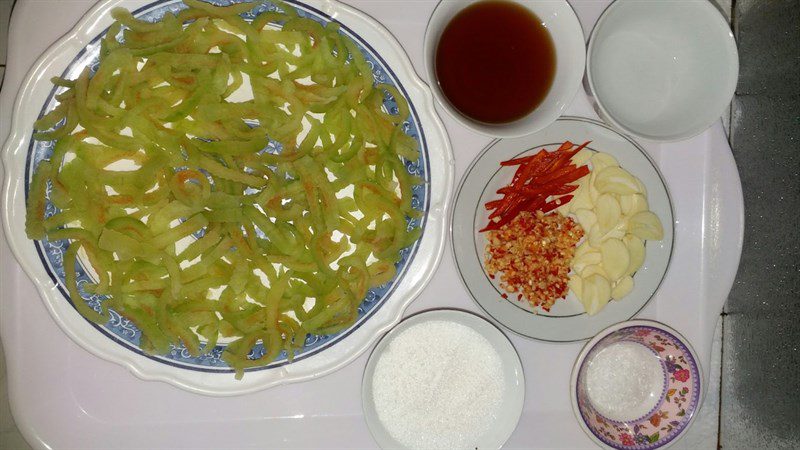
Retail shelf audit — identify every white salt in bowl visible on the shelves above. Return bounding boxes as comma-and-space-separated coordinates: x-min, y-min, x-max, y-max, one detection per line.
362, 309, 525, 449
570, 320, 703, 450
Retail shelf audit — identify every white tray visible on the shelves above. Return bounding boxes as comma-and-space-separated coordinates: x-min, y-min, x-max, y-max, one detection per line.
0, 0, 743, 448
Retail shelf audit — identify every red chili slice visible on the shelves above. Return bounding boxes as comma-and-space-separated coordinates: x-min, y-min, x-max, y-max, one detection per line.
481, 140, 591, 233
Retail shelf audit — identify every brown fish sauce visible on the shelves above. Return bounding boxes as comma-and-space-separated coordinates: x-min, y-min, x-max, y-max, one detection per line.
435, 0, 556, 124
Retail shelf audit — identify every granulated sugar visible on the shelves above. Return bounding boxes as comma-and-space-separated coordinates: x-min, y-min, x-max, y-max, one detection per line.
585, 341, 665, 421
371, 320, 505, 449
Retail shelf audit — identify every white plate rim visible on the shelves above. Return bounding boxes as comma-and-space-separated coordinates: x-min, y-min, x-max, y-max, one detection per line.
0, 0, 454, 396
450, 116, 675, 343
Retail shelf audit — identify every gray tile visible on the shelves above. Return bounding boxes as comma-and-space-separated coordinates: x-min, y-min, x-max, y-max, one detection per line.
0, 0, 12, 66
725, 93, 800, 315
711, 0, 733, 23
720, 313, 800, 449
722, 1, 800, 448
734, 0, 800, 96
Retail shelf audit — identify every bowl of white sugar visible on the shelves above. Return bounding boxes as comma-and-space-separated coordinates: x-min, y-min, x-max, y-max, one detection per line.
570, 320, 703, 450
362, 309, 525, 449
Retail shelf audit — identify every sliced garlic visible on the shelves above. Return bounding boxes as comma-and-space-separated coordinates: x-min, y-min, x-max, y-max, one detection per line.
589, 179, 601, 203
581, 274, 611, 316
620, 193, 649, 216
605, 226, 627, 241
568, 275, 583, 299
588, 224, 603, 247
600, 238, 630, 281
572, 249, 602, 274
596, 194, 621, 233
588, 220, 627, 247
624, 234, 646, 275
595, 166, 640, 195
628, 211, 664, 240
569, 182, 593, 212
574, 208, 597, 231
574, 241, 594, 259
612, 275, 634, 299
562, 151, 664, 312
635, 177, 648, 196
590, 152, 619, 171
572, 149, 594, 166
582, 264, 609, 279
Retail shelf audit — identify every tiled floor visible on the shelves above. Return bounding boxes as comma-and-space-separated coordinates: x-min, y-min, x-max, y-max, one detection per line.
721, 2, 800, 448
0, 0, 10, 90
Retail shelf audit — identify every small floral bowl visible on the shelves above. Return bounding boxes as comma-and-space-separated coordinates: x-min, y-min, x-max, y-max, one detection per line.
570, 320, 703, 450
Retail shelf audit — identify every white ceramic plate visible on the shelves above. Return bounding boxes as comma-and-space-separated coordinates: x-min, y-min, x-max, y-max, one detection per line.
1, 0, 453, 395
361, 309, 525, 449
452, 117, 674, 342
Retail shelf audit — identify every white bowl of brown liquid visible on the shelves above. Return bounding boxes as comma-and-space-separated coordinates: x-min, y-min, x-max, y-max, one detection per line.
424, 0, 585, 138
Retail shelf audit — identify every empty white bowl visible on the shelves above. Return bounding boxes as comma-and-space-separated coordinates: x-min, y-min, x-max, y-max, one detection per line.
423, 0, 585, 138
586, 0, 739, 142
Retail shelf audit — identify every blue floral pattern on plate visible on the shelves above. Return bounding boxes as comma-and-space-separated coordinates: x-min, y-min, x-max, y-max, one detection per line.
25, 0, 430, 373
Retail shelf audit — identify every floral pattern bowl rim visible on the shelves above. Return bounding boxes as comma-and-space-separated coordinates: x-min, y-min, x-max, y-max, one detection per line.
570, 320, 705, 450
